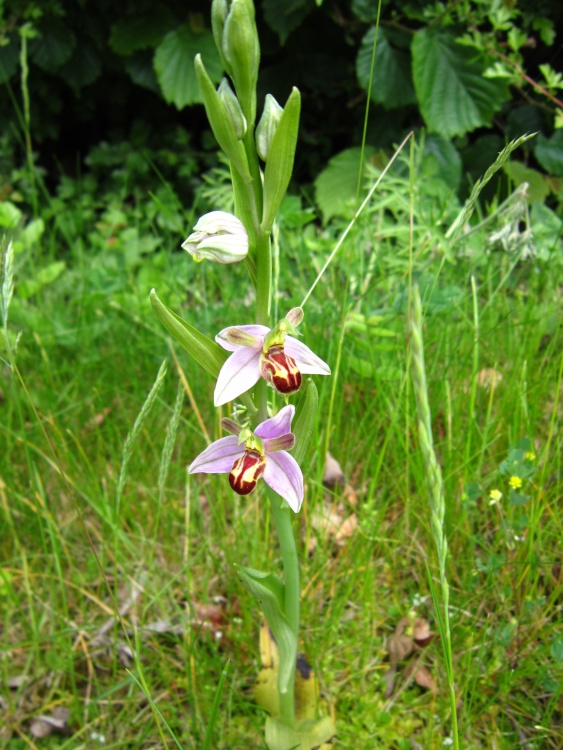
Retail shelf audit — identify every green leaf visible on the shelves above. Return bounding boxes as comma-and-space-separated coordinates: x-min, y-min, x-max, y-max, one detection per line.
154, 26, 222, 109
59, 39, 102, 93
534, 130, 563, 177
194, 55, 252, 182
423, 133, 462, 191
0, 36, 19, 84
109, 6, 176, 55
0, 201, 23, 229
503, 161, 549, 203
262, 0, 313, 45
262, 87, 301, 232
124, 52, 160, 93
235, 566, 297, 695
29, 19, 76, 72
412, 29, 510, 137
265, 716, 336, 750
356, 27, 416, 109
292, 379, 318, 465
150, 289, 227, 378
314, 146, 375, 223
18, 261, 66, 300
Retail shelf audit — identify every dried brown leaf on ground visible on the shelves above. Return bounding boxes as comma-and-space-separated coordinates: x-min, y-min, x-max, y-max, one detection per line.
322, 452, 345, 488
310, 501, 357, 548
29, 707, 71, 738
384, 616, 438, 697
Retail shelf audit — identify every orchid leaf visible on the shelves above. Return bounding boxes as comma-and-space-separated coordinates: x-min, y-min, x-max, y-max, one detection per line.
265, 716, 336, 750
292, 379, 318, 465
235, 565, 297, 696
194, 54, 252, 182
262, 87, 301, 232
150, 288, 227, 378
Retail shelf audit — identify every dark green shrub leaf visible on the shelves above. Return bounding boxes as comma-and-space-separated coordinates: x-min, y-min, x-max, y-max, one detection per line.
356, 27, 416, 109
29, 19, 76, 72
0, 36, 19, 84
262, 0, 313, 45
534, 130, 563, 177
59, 39, 102, 93
109, 6, 176, 56
423, 133, 461, 191
352, 0, 380, 23
314, 146, 374, 223
154, 26, 222, 109
124, 52, 160, 93
412, 29, 510, 137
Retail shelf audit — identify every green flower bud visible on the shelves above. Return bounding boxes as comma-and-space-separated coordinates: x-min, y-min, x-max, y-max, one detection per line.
211, 0, 231, 75
218, 78, 247, 139
255, 94, 284, 161
222, 0, 260, 126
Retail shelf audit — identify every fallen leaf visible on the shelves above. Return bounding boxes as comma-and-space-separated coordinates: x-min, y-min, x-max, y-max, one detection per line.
414, 666, 437, 692
29, 707, 71, 738
323, 453, 345, 488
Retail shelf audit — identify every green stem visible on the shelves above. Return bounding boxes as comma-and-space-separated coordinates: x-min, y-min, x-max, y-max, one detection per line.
255, 228, 271, 325
267, 487, 299, 728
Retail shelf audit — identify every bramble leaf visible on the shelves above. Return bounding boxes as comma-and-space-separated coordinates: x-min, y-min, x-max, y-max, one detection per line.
412, 29, 510, 137
154, 26, 222, 109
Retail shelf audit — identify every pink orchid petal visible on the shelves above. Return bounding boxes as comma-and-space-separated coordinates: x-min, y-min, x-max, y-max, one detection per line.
255, 405, 295, 440
189, 436, 242, 474
214, 347, 262, 406
216, 324, 268, 352
285, 336, 331, 375
264, 451, 304, 513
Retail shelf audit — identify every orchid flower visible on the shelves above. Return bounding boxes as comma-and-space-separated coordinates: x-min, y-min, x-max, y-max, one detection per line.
189, 405, 303, 512
213, 307, 330, 406
182, 211, 248, 264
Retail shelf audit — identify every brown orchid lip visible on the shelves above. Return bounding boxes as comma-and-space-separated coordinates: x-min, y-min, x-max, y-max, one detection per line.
260, 345, 302, 395
228, 449, 266, 496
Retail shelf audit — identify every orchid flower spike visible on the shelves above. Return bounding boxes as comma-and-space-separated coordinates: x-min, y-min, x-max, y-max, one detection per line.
213, 308, 330, 406
189, 405, 304, 512
182, 211, 248, 264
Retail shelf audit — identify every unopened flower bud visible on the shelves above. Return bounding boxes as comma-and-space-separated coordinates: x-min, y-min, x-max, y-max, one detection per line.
255, 94, 284, 161
218, 78, 247, 139
182, 211, 248, 264
222, 0, 260, 125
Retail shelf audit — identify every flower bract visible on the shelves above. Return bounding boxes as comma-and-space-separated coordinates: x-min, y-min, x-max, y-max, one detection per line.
213, 309, 330, 406
182, 211, 248, 264
188, 405, 304, 512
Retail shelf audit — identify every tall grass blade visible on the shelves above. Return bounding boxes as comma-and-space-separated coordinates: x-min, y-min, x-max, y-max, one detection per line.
409, 285, 459, 748
202, 660, 230, 750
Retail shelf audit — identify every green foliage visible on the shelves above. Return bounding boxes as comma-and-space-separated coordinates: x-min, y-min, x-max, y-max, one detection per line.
356, 27, 416, 109
412, 29, 510, 138
154, 26, 222, 109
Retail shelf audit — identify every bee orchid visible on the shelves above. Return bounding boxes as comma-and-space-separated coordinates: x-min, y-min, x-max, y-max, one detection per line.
189, 405, 304, 512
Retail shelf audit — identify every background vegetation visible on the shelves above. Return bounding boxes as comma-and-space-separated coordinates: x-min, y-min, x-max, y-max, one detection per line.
1, 1, 562, 748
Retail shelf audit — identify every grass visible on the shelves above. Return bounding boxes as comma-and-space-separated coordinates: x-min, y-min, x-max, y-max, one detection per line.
1, 149, 562, 750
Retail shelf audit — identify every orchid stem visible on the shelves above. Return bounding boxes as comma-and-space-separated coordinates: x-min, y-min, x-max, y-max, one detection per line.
267, 487, 299, 728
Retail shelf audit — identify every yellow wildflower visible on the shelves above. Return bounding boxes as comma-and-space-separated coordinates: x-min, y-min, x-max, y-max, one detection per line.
489, 489, 502, 505
509, 476, 522, 489
525, 451, 536, 461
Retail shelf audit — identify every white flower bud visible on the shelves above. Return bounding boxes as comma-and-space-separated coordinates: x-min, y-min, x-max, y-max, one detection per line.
255, 94, 284, 161
182, 211, 248, 264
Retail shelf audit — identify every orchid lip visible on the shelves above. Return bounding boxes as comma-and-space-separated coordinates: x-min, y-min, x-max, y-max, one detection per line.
188, 405, 303, 512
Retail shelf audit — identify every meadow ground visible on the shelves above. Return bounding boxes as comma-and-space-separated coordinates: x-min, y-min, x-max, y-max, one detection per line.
1, 151, 562, 748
